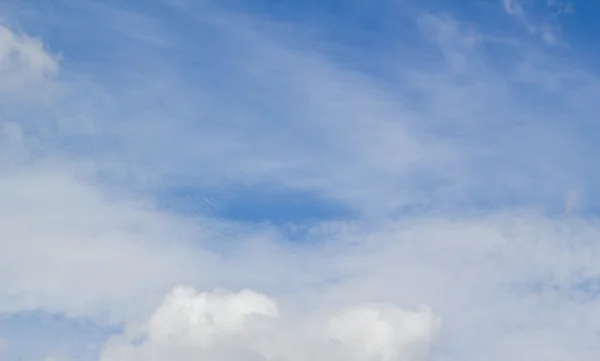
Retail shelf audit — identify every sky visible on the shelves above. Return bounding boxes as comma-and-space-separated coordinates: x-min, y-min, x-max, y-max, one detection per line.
1, 0, 600, 360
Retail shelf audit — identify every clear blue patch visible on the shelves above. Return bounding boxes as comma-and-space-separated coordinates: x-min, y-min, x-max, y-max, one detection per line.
561, 2, 600, 72
157, 185, 355, 224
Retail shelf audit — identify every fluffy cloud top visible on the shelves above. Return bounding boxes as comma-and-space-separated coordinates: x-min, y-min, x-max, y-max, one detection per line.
99, 287, 440, 361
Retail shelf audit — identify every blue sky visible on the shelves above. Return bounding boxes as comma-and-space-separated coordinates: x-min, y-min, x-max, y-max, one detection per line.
2, 0, 600, 360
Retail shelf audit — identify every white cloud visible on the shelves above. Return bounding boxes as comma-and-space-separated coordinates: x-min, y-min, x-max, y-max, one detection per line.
27, 208, 598, 361
326, 304, 440, 361
99, 287, 440, 361
0, 24, 58, 93
145, 287, 279, 347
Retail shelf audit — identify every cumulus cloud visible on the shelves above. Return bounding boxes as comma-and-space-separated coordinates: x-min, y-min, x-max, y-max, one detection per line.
145, 287, 279, 346
99, 287, 440, 361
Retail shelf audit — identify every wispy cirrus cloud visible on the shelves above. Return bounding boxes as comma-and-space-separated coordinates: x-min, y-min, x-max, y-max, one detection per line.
502, 0, 574, 45
2, 0, 600, 360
